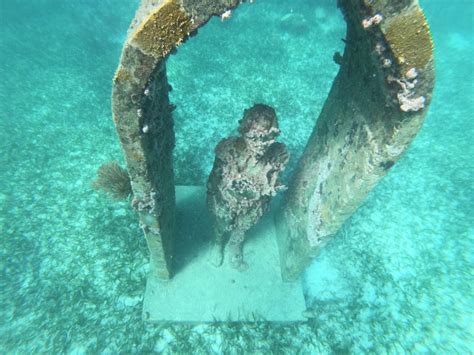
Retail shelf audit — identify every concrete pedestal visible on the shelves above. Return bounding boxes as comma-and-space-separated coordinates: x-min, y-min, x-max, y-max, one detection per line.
142, 186, 306, 322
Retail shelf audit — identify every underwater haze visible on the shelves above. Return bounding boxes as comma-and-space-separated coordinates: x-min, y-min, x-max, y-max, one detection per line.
1, 0, 473, 353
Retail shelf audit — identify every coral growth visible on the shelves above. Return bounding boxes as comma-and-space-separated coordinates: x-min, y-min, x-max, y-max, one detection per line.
387, 67, 426, 112
362, 13, 383, 29
92, 161, 132, 201
384, 7, 433, 73
131, 0, 191, 60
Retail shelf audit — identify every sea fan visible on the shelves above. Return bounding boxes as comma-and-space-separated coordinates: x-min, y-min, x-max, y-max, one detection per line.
92, 161, 132, 201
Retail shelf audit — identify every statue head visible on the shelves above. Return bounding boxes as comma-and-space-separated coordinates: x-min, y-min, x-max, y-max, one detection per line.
238, 104, 280, 142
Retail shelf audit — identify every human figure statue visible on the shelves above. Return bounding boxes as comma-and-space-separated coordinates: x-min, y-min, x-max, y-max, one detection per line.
207, 104, 289, 270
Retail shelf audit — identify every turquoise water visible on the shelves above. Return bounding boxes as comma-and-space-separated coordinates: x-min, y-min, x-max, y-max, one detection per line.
1, 0, 473, 353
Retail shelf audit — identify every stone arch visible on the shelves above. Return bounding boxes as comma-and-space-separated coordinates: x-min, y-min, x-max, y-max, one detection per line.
111, 0, 434, 280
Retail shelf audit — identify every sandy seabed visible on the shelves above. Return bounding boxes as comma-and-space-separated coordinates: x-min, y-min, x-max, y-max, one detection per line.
1, 0, 472, 353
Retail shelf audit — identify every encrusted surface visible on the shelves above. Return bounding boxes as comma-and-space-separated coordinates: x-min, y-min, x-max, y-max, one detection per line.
383, 6, 433, 72
207, 105, 289, 269
131, 0, 192, 59
276, 0, 435, 281
112, 0, 246, 279
112, 0, 187, 279
182, 0, 240, 26
113, 57, 176, 279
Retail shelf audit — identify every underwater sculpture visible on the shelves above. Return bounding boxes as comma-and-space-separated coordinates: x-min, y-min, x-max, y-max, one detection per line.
207, 104, 289, 270
275, 0, 435, 280
110, 0, 434, 281
111, 0, 245, 279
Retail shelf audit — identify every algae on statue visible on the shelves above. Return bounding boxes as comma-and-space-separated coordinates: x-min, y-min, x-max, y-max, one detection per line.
207, 104, 289, 270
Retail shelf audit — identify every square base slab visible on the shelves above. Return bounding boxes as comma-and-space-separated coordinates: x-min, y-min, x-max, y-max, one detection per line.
143, 186, 306, 323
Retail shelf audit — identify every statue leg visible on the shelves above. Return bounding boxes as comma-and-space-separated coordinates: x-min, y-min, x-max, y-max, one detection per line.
228, 230, 248, 271
209, 222, 226, 267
